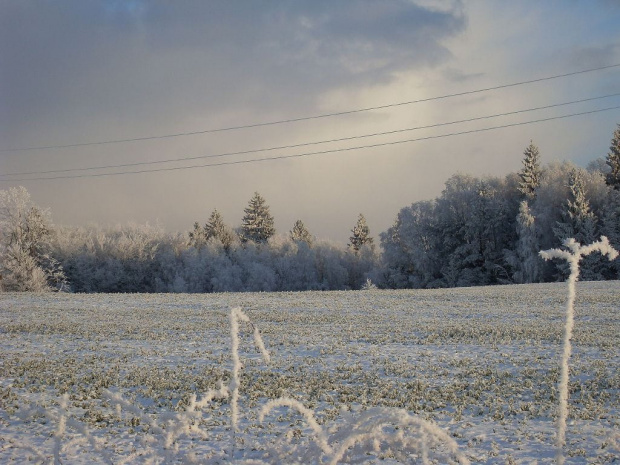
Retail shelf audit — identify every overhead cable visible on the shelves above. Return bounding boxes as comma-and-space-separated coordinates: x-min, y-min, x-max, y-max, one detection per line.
2, 105, 618, 182
2, 92, 619, 178
2, 63, 619, 152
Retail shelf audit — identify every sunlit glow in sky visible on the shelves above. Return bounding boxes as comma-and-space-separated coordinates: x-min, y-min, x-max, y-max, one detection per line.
1, 1, 619, 242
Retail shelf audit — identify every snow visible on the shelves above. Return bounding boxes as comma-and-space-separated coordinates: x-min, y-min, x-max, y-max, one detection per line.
1, 282, 619, 463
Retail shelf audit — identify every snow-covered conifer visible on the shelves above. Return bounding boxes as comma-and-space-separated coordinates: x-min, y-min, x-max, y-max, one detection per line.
348, 214, 373, 252
239, 192, 275, 244
205, 209, 236, 251
187, 222, 207, 249
290, 219, 313, 245
605, 123, 620, 189
601, 189, 620, 277
553, 169, 602, 279
553, 169, 597, 244
518, 141, 541, 199
513, 200, 542, 283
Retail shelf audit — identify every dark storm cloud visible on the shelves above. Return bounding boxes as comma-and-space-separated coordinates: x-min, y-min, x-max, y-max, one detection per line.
0, 0, 465, 146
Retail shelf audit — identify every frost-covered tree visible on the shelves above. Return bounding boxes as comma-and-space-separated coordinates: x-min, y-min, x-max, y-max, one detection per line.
510, 200, 542, 283
348, 214, 373, 252
239, 192, 275, 244
0, 186, 66, 291
205, 209, 236, 252
605, 123, 620, 189
518, 141, 542, 199
290, 220, 312, 245
553, 169, 597, 244
380, 200, 441, 288
188, 222, 207, 249
433, 174, 519, 287
552, 168, 602, 280
601, 189, 620, 278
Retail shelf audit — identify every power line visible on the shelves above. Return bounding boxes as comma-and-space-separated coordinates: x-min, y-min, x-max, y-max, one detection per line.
2, 63, 619, 153
3, 105, 619, 183
2, 92, 619, 178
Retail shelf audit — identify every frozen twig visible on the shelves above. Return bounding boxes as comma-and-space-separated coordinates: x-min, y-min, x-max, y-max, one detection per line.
259, 397, 334, 456
229, 307, 271, 460
540, 236, 618, 465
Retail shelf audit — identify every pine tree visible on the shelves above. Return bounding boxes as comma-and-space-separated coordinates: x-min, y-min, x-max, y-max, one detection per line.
205, 209, 235, 251
605, 123, 620, 189
518, 141, 542, 199
290, 219, 312, 245
240, 192, 275, 244
348, 213, 373, 252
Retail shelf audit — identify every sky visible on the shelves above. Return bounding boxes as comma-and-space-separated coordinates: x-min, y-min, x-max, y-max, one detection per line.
1, 1, 620, 243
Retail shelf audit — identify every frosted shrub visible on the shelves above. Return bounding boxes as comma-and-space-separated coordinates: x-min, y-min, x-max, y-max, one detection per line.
361, 277, 378, 290
540, 236, 618, 465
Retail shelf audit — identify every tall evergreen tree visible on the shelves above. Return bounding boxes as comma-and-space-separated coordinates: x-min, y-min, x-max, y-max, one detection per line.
240, 192, 275, 244
601, 189, 620, 278
348, 213, 373, 252
513, 200, 542, 283
553, 169, 597, 244
205, 209, 235, 251
553, 169, 601, 280
290, 220, 312, 245
518, 141, 542, 199
605, 123, 620, 189
188, 222, 207, 249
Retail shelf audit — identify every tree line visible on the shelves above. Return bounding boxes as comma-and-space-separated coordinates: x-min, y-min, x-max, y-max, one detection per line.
1, 124, 619, 292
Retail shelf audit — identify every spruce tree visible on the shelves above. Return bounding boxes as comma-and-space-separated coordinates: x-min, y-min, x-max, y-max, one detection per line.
240, 192, 275, 244
553, 169, 597, 243
348, 213, 373, 252
188, 221, 207, 248
553, 169, 601, 280
605, 124, 620, 189
205, 209, 235, 251
290, 220, 312, 245
518, 141, 542, 199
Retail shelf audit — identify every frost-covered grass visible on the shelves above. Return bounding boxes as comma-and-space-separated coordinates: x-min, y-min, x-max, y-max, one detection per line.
1, 282, 619, 463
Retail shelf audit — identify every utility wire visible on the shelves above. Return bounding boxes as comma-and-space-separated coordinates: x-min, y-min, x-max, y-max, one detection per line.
3, 105, 618, 183
2, 62, 619, 153
2, 92, 619, 178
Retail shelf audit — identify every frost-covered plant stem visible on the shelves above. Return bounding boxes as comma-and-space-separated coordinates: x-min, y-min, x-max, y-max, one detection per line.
540, 237, 618, 465
229, 307, 246, 436
229, 307, 271, 460
52, 393, 68, 465
259, 397, 334, 456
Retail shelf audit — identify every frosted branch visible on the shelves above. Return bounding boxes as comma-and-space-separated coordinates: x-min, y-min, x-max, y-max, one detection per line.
539, 236, 618, 465
259, 397, 333, 456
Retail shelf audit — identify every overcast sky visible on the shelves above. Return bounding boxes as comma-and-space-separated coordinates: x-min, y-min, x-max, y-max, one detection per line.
1, 1, 620, 243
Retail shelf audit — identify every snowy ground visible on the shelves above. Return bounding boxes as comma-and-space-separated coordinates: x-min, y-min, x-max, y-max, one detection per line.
0, 282, 618, 464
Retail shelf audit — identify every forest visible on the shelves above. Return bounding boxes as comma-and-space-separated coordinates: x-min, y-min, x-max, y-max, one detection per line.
1, 125, 619, 293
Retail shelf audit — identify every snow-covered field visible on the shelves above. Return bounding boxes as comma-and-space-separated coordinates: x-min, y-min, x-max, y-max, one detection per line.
1, 282, 618, 464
